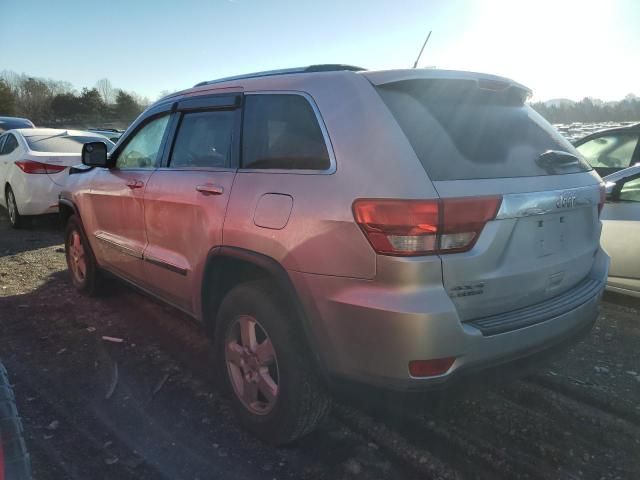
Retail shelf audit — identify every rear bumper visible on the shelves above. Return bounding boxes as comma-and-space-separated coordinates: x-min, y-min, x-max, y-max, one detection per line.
292, 248, 609, 391
9, 175, 61, 216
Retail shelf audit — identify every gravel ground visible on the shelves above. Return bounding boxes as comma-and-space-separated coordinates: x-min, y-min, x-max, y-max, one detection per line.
0, 210, 638, 480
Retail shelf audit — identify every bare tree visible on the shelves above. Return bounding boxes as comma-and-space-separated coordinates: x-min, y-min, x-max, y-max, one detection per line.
95, 78, 115, 104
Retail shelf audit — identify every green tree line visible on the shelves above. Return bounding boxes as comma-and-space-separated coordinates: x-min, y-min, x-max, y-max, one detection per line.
0, 71, 150, 129
530, 96, 640, 124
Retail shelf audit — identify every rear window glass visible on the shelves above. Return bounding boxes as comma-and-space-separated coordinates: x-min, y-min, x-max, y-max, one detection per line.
376, 79, 590, 180
0, 119, 33, 132
242, 94, 330, 170
26, 135, 113, 153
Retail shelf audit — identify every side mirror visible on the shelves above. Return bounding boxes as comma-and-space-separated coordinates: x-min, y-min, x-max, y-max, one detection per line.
604, 181, 616, 201
82, 142, 109, 167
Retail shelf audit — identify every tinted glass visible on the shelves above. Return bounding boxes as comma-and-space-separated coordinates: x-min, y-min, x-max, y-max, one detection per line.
0, 134, 18, 155
377, 79, 590, 180
576, 133, 638, 169
242, 94, 330, 170
0, 118, 33, 132
170, 110, 234, 168
25, 135, 113, 153
117, 115, 169, 169
619, 176, 640, 202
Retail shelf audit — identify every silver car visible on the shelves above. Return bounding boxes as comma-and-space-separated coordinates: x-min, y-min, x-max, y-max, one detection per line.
602, 164, 640, 297
60, 65, 609, 444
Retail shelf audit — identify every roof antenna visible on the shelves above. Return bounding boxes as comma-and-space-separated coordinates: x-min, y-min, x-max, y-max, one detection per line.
412, 30, 432, 69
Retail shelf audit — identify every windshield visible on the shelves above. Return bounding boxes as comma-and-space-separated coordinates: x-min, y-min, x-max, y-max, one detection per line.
25, 135, 114, 153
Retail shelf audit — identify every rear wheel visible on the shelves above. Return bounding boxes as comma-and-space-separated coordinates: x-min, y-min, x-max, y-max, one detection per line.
65, 215, 101, 295
214, 280, 330, 445
5, 185, 23, 229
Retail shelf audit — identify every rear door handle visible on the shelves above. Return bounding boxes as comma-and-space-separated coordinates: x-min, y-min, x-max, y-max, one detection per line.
127, 180, 144, 189
196, 184, 224, 195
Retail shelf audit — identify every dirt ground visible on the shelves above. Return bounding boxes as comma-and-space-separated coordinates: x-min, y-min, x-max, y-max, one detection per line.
0, 211, 638, 480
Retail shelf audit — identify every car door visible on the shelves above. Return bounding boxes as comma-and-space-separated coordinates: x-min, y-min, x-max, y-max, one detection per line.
601, 170, 640, 296
575, 130, 640, 177
88, 112, 172, 284
142, 94, 240, 313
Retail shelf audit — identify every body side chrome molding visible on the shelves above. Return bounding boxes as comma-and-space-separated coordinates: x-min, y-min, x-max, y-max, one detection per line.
94, 232, 188, 276
144, 254, 188, 276
94, 232, 143, 259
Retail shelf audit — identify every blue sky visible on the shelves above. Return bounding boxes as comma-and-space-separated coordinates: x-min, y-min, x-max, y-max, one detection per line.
2, 0, 638, 101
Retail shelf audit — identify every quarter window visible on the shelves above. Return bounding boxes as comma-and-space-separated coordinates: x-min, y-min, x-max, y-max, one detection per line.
116, 115, 170, 169
576, 133, 639, 169
242, 94, 330, 171
170, 110, 234, 168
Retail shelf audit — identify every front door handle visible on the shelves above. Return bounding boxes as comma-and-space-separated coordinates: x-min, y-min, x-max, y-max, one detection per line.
127, 180, 144, 189
196, 184, 224, 195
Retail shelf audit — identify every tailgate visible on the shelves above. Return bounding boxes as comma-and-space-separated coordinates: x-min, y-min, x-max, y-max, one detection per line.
434, 176, 602, 320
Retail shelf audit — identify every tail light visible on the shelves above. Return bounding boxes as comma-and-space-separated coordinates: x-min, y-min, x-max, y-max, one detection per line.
15, 160, 66, 174
598, 183, 606, 216
352, 196, 502, 256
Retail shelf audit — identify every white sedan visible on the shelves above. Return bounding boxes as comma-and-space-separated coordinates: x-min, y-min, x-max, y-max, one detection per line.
0, 128, 114, 228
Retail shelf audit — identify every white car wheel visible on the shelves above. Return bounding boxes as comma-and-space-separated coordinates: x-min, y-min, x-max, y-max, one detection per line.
5, 186, 23, 229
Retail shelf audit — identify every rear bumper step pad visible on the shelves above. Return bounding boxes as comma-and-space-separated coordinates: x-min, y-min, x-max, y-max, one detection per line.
466, 278, 603, 336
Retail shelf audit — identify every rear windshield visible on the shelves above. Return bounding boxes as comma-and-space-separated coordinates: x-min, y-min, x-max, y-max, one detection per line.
0, 119, 33, 132
376, 79, 591, 180
26, 135, 113, 153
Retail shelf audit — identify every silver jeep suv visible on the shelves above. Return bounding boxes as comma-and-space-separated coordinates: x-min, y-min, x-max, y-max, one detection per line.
60, 65, 609, 444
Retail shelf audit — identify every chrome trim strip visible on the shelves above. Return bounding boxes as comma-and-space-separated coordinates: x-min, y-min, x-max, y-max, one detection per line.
496, 185, 600, 220
239, 90, 337, 175
144, 255, 188, 276
94, 232, 143, 259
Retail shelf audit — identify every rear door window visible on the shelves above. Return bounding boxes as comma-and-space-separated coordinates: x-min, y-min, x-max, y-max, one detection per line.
376, 79, 590, 180
241, 94, 331, 171
576, 133, 639, 169
169, 110, 235, 168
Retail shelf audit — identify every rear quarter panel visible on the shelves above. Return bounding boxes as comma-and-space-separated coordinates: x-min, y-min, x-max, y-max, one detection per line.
222, 73, 441, 279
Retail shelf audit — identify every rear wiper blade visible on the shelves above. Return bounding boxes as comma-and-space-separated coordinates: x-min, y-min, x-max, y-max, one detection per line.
536, 150, 581, 168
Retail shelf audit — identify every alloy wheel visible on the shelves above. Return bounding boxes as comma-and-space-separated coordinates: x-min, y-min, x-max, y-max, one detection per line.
225, 315, 279, 415
6, 190, 17, 225
68, 230, 87, 282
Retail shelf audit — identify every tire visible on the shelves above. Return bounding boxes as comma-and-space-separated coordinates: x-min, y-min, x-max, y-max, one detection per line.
64, 215, 101, 295
5, 185, 24, 229
214, 280, 331, 445
0, 362, 32, 480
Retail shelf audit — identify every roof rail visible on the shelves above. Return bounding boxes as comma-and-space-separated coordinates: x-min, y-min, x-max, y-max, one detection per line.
194, 64, 366, 87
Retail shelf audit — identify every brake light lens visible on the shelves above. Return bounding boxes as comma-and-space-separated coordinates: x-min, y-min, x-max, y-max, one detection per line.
352, 196, 502, 256
598, 183, 606, 216
15, 160, 66, 174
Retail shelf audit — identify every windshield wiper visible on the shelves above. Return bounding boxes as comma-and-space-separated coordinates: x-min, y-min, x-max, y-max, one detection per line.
536, 150, 585, 173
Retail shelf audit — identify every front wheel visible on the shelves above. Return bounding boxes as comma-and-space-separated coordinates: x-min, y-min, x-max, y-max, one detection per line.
214, 280, 330, 445
65, 215, 101, 295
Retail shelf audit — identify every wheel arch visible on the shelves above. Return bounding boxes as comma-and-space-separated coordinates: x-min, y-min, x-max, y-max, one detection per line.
201, 246, 329, 380
58, 197, 78, 225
